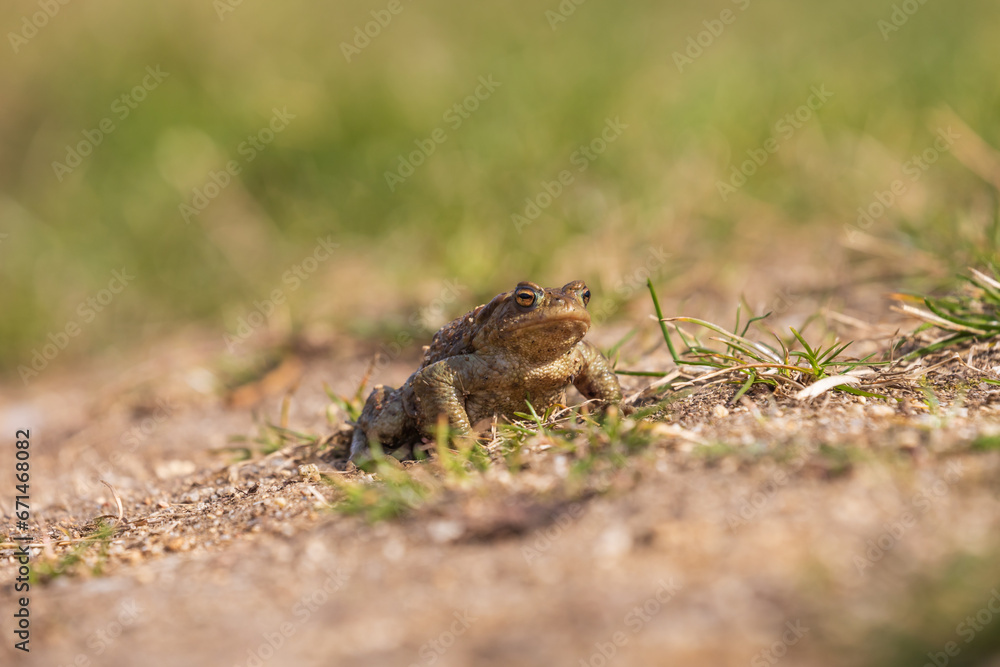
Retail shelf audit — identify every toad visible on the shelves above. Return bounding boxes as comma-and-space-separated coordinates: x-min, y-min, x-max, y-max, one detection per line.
350, 280, 624, 461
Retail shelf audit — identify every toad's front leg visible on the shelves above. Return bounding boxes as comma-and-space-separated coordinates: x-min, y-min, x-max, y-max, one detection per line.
572, 341, 624, 404
410, 356, 484, 436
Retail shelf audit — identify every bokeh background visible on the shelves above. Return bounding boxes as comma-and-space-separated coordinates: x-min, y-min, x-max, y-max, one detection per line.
2, 0, 999, 379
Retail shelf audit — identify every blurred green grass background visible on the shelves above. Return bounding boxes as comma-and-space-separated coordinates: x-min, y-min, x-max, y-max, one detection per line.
2, 0, 999, 378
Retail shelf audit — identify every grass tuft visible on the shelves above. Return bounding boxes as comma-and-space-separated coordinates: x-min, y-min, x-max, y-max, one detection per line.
629, 280, 891, 402
31, 521, 117, 584
894, 267, 1000, 359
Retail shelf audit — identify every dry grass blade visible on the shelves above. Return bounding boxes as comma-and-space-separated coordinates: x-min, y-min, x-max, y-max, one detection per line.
672, 363, 807, 388
624, 369, 681, 403
893, 303, 992, 335
795, 375, 861, 401
969, 268, 1000, 292
100, 480, 125, 525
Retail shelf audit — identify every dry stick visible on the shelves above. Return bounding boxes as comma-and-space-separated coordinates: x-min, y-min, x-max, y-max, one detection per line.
231, 436, 318, 471
305, 485, 332, 506
624, 369, 681, 404
955, 353, 995, 378
672, 363, 809, 388
911, 353, 964, 377
0, 538, 111, 549
848, 355, 962, 389
693, 372, 806, 392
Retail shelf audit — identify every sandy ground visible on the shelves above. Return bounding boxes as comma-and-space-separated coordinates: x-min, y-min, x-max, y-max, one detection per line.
3, 271, 1000, 667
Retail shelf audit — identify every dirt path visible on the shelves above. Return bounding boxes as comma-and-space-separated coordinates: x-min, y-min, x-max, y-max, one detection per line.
3, 302, 1000, 667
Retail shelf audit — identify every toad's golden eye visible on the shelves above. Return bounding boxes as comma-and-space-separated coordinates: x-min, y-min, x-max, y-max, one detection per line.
515, 289, 536, 307
581, 289, 591, 306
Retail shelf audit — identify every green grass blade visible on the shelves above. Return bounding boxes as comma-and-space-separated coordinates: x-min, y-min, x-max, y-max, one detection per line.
731, 372, 756, 404
923, 298, 994, 334
647, 279, 679, 363
789, 327, 817, 360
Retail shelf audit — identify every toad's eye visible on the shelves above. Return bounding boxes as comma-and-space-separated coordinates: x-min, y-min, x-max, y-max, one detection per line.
515, 289, 537, 307
581, 289, 591, 306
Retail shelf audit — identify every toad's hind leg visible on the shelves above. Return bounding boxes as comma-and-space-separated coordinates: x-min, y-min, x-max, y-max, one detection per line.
349, 426, 371, 462
349, 384, 411, 461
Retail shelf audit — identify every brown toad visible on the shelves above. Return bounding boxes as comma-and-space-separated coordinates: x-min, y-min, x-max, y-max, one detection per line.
349, 280, 624, 461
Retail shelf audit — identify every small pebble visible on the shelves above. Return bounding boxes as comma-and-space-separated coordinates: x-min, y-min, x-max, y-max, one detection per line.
298, 464, 321, 483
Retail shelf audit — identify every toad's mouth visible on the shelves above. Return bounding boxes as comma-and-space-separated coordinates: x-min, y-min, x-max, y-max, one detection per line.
508, 312, 591, 333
